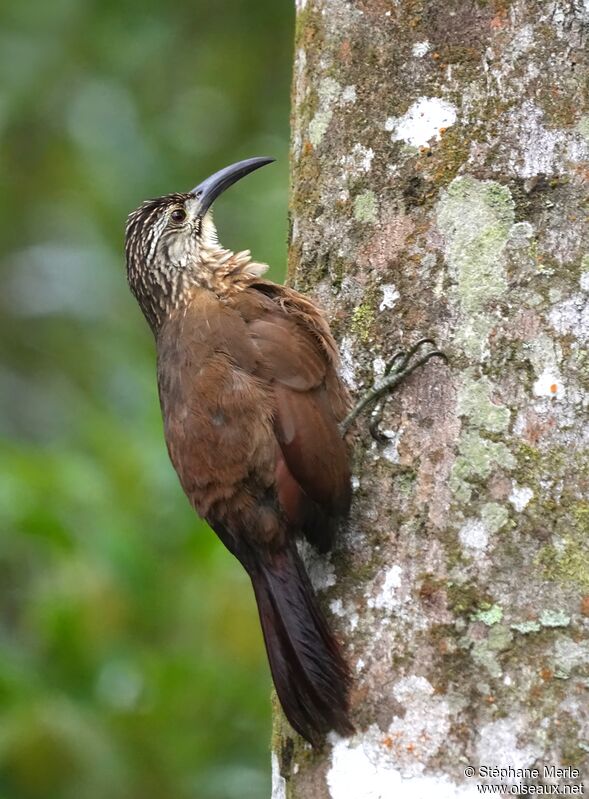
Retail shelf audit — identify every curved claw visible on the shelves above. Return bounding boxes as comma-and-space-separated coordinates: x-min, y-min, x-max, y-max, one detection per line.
368, 405, 387, 443
425, 350, 448, 365
410, 337, 437, 349
384, 350, 406, 376
369, 422, 389, 444
340, 338, 448, 438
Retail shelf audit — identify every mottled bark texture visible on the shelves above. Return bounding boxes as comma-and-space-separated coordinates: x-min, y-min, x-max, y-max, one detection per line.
272, 0, 589, 797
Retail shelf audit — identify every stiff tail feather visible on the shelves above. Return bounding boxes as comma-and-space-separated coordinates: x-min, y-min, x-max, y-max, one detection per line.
249, 544, 354, 745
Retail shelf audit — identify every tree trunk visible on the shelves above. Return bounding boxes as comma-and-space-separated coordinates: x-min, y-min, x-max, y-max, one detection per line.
272, 1, 589, 797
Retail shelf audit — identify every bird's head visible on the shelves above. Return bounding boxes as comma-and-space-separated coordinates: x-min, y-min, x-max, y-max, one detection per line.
125, 156, 274, 332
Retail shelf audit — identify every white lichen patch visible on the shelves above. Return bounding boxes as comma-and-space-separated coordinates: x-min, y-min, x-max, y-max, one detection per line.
510, 221, 534, 241
578, 117, 589, 145
509, 483, 534, 512
340, 335, 358, 389
511, 620, 542, 634
373, 356, 386, 377
271, 752, 286, 799
477, 719, 542, 781
327, 677, 478, 798
412, 40, 430, 57
388, 676, 451, 768
329, 598, 359, 631
524, 333, 564, 399
297, 539, 336, 591
327, 735, 481, 799
379, 283, 400, 312
367, 564, 403, 611
542, 1, 589, 39
549, 292, 589, 343
532, 367, 566, 400
385, 97, 457, 148
318, 76, 340, 105
504, 23, 535, 60
503, 101, 589, 178
330, 598, 344, 615
341, 85, 357, 104
459, 518, 488, 551
379, 428, 401, 464
540, 609, 570, 628
341, 143, 374, 174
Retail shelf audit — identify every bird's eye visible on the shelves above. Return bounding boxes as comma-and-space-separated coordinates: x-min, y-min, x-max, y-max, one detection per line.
170, 208, 187, 223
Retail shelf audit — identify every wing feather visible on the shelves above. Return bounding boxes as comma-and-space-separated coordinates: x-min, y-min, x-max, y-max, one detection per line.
228, 286, 351, 536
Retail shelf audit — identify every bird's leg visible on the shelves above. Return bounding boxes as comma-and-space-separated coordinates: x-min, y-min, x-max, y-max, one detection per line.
340, 338, 447, 441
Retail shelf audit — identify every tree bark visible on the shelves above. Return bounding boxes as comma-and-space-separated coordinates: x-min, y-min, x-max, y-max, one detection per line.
273, 1, 589, 797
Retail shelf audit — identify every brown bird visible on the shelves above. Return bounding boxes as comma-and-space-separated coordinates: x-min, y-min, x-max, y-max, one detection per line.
125, 157, 354, 745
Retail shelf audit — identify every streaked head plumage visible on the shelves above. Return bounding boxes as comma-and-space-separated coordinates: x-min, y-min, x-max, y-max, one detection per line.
124, 157, 274, 334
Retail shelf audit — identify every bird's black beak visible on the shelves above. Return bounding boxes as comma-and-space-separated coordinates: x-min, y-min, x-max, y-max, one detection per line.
190, 157, 275, 216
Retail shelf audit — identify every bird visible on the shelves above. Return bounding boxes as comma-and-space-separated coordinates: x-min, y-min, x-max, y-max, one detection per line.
125, 157, 355, 745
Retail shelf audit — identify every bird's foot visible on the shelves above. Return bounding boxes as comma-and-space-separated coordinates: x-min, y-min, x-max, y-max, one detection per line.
340, 338, 447, 442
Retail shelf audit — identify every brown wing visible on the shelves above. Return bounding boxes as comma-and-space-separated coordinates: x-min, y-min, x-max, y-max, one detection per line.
229, 283, 351, 539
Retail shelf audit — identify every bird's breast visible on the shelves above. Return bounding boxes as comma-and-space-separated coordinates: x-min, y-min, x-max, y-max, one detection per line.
155, 299, 276, 517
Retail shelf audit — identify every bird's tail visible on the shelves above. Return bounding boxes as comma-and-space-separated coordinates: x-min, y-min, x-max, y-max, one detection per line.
247, 543, 354, 745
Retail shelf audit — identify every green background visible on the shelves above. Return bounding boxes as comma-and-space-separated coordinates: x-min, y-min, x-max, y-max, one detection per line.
0, 2, 292, 797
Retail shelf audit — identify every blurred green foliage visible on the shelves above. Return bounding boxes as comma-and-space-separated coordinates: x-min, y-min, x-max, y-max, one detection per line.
0, 1, 293, 797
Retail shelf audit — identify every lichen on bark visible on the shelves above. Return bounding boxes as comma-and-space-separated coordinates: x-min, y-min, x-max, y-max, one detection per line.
276, 1, 589, 797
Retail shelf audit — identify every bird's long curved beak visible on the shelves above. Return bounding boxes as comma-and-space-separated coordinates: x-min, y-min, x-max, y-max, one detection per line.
190, 157, 275, 215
